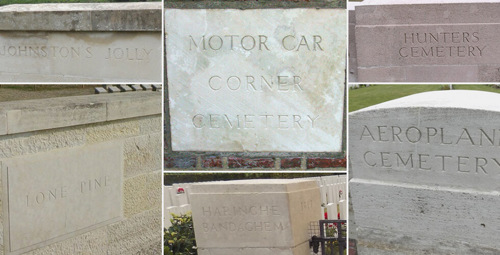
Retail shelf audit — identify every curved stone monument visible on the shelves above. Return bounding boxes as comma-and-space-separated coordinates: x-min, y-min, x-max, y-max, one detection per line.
349, 90, 500, 254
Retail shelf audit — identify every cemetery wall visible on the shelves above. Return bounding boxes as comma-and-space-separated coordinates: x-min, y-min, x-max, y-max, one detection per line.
0, 92, 162, 255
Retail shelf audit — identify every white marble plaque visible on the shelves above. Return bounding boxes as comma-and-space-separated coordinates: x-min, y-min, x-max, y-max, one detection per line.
165, 9, 346, 152
0, 32, 161, 82
1, 141, 123, 254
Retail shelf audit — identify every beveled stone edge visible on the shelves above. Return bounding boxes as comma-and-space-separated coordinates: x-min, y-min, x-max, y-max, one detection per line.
0, 92, 161, 135
0, 3, 162, 31
355, 2, 500, 26
164, 0, 346, 9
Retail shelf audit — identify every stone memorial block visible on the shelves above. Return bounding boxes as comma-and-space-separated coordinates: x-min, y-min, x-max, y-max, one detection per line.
353, 0, 500, 82
349, 90, 500, 253
190, 179, 321, 255
1, 141, 123, 255
165, 9, 346, 152
0, 3, 162, 82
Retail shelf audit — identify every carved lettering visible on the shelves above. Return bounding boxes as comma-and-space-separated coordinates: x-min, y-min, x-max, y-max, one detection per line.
359, 126, 500, 146
0, 45, 152, 61
361, 151, 498, 175
207, 75, 303, 92
25, 175, 110, 207
399, 31, 485, 58
202, 221, 288, 233
192, 114, 319, 129
188, 34, 323, 52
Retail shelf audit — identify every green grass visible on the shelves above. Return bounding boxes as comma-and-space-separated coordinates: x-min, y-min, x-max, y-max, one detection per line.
349, 85, 500, 112
0, 0, 159, 5
453, 84, 500, 92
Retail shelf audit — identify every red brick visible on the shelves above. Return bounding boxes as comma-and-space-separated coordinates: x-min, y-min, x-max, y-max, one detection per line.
228, 157, 275, 169
281, 158, 302, 169
306, 157, 346, 169
202, 157, 223, 168
349, 239, 358, 255
165, 156, 197, 169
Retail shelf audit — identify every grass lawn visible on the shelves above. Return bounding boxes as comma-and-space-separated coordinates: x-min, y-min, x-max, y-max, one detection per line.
349, 85, 500, 112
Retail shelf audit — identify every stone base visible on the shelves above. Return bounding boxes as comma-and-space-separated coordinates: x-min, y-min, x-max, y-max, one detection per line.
350, 178, 500, 254
198, 241, 310, 255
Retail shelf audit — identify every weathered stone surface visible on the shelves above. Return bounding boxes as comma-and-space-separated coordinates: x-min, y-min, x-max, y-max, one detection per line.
137, 114, 162, 134
106, 92, 161, 121
349, 90, 500, 253
0, 32, 161, 82
107, 208, 161, 255
0, 92, 161, 135
0, 112, 7, 136
94, 87, 107, 94
4, 96, 106, 134
166, 9, 346, 152
353, 1, 500, 82
190, 179, 321, 255
23, 227, 109, 255
0, 3, 161, 31
164, 0, 345, 9
1, 141, 123, 254
124, 171, 161, 218
0, 128, 86, 160
124, 133, 162, 178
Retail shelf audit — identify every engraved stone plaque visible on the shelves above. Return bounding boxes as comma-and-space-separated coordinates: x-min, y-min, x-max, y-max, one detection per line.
1, 141, 123, 254
349, 90, 500, 253
354, 1, 500, 82
190, 179, 321, 255
0, 32, 161, 82
165, 9, 346, 152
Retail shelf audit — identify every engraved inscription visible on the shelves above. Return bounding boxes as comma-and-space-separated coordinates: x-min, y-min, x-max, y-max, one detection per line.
398, 32, 486, 58
192, 114, 319, 129
208, 75, 303, 92
359, 125, 500, 174
202, 221, 288, 233
3, 141, 122, 254
0, 45, 154, 61
26, 175, 111, 207
189, 34, 324, 52
199, 205, 289, 233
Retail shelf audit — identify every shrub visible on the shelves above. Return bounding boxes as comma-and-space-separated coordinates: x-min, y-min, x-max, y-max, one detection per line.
164, 212, 197, 255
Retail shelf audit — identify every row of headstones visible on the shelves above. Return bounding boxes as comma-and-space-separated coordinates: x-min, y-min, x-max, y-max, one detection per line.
94, 84, 162, 94
164, 175, 347, 229
297, 175, 347, 221
349, 84, 370, 89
